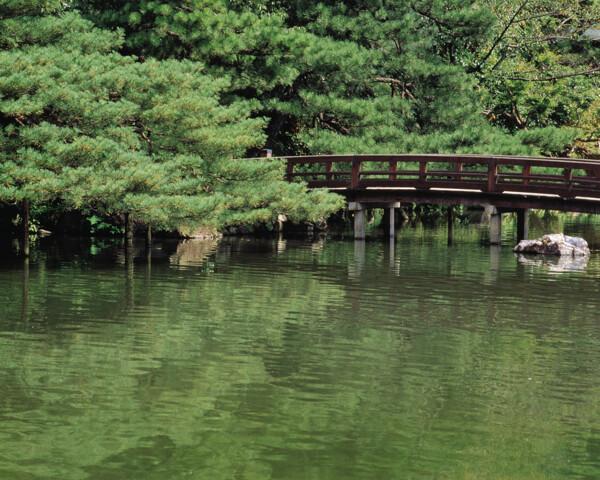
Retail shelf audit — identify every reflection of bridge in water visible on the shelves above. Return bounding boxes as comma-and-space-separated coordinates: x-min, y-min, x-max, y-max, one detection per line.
283, 154, 600, 243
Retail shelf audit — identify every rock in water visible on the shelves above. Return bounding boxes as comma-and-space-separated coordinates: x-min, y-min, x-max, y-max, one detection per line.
514, 233, 590, 256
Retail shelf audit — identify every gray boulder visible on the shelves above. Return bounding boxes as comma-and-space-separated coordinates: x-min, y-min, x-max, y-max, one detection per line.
514, 233, 590, 256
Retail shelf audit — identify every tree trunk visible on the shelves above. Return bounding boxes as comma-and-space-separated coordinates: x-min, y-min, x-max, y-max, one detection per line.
22, 200, 30, 257
125, 213, 134, 247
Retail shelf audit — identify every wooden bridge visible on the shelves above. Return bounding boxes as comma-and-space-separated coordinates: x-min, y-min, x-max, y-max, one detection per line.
281, 154, 600, 242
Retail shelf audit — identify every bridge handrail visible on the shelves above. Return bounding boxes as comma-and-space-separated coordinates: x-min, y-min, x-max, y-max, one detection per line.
280, 153, 600, 199
283, 153, 600, 168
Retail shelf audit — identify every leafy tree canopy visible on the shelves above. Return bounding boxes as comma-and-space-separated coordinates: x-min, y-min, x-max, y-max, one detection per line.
469, 0, 600, 156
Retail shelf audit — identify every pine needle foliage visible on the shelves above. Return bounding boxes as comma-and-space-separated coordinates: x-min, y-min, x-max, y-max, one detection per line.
79, 0, 566, 157
0, 1, 343, 233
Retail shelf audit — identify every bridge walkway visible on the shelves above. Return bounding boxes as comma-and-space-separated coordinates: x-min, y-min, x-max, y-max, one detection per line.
282, 154, 600, 242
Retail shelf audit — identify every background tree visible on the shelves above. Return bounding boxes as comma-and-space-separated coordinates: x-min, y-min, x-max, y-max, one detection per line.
468, 0, 600, 156
78, 0, 556, 156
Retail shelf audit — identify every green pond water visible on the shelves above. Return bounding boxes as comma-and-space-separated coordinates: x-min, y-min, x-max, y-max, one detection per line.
2, 212, 600, 479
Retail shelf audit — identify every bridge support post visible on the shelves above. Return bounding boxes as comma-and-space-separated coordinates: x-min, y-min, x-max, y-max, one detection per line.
516, 209, 530, 242
348, 202, 366, 240
485, 205, 502, 245
388, 202, 401, 239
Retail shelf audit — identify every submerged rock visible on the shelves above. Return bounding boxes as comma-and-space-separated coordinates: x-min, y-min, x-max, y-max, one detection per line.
514, 233, 590, 256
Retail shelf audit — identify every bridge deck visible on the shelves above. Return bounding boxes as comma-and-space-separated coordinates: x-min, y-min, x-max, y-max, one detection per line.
283, 154, 600, 214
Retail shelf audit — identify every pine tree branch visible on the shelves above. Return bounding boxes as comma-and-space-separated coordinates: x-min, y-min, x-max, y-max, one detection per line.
411, 6, 464, 34
475, 0, 529, 72
373, 78, 415, 99
239, 48, 272, 57
504, 66, 600, 82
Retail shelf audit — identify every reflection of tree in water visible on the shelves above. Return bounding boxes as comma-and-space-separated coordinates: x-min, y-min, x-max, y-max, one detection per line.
3, 233, 600, 477
168, 239, 218, 267
21, 257, 29, 323
84, 435, 176, 480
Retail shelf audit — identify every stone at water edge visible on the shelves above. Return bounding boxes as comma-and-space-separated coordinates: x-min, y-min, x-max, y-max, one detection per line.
513, 233, 590, 256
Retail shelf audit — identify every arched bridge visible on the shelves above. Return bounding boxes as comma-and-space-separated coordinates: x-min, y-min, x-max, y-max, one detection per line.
282, 154, 600, 241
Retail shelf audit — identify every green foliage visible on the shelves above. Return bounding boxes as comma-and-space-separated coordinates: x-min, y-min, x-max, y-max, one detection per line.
87, 215, 123, 236
3, 0, 598, 237
77, 0, 543, 156
470, 0, 600, 155
0, 1, 342, 234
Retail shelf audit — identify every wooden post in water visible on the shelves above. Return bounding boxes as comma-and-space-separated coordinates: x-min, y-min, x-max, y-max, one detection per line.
485, 205, 502, 245
447, 206, 454, 246
516, 209, 529, 242
388, 202, 400, 239
348, 202, 366, 240
354, 209, 366, 240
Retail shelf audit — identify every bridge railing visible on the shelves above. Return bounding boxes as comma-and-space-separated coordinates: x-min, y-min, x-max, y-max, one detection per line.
283, 154, 600, 199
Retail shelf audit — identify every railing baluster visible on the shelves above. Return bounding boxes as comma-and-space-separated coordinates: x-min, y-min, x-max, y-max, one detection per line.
522, 165, 531, 185
564, 168, 572, 194
418, 161, 427, 187
280, 155, 600, 209
389, 160, 397, 181
487, 157, 497, 193
351, 154, 360, 188
454, 162, 463, 181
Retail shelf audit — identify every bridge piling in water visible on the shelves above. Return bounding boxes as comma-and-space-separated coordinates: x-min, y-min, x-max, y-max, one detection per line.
517, 209, 530, 242
349, 202, 366, 240
349, 201, 400, 240
389, 205, 396, 239
486, 205, 503, 245
281, 153, 600, 242
486, 205, 530, 245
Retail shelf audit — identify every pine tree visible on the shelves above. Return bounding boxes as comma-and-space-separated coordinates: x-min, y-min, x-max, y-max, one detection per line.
78, 0, 548, 156
0, 1, 343, 252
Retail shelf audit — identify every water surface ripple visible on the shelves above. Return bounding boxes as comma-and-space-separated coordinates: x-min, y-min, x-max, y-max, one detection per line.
1, 217, 600, 479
